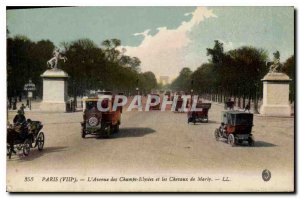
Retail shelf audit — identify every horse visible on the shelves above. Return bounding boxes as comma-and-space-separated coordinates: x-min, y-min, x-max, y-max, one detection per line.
47, 49, 67, 69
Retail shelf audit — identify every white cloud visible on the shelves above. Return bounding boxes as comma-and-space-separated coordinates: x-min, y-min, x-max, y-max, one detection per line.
122, 7, 216, 80
218, 39, 235, 51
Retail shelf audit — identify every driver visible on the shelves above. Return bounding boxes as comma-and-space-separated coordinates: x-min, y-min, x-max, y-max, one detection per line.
13, 110, 26, 124
13, 110, 28, 139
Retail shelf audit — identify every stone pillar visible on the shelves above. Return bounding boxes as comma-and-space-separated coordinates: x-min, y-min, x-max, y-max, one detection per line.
260, 72, 292, 116
40, 69, 69, 112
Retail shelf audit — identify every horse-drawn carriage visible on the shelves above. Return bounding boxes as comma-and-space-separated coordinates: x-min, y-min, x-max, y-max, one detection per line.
214, 111, 254, 146
187, 101, 211, 124
7, 119, 45, 159
81, 91, 122, 138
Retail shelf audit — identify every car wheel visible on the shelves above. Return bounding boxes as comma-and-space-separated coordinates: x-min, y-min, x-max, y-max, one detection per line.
114, 124, 120, 133
23, 139, 31, 156
103, 125, 111, 138
228, 134, 235, 146
37, 132, 45, 151
248, 137, 255, 146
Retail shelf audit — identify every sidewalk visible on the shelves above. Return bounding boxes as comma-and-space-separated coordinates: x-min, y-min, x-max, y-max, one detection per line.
201, 98, 294, 118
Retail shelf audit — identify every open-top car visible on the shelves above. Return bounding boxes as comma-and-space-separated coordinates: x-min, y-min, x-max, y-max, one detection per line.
215, 111, 254, 146
187, 101, 211, 124
81, 91, 122, 138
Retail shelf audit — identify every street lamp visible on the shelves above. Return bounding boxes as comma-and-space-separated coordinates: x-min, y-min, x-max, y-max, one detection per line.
23, 79, 36, 110
136, 78, 139, 95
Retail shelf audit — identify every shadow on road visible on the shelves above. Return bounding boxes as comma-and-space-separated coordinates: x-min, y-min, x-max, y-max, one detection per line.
9, 146, 68, 162
217, 139, 277, 147
112, 127, 156, 138
188, 120, 217, 125
252, 141, 277, 147
45, 121, 80, 125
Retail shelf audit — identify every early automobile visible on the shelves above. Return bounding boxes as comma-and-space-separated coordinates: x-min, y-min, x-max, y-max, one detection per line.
175, 94, 183, 112
187, 101, 211, 124
149, 93, 161, 110
7, 119, 45, 159
164, 91, 172, 101
81, 91, 122, 138
214, 111, 254, 146
174, 92, 187, 112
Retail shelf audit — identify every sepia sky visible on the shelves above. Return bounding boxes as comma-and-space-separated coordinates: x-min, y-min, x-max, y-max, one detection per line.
7, 6, 294, 79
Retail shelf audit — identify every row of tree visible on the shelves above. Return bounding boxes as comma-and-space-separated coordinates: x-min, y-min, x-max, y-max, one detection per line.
7, 36, 158, 102
170, 40, 295, 110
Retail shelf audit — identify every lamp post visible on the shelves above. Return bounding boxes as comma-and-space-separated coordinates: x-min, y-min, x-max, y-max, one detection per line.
136, 78, 139, 95
23, 79, 36, 110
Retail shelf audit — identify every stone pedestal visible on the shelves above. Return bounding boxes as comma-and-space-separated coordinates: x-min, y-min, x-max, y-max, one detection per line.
40, 69, 69, 112
260, 72, 292, 116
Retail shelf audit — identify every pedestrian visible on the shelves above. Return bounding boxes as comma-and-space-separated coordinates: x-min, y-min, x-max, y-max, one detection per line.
9, 97, 12, 110
12, 97, 17, 110
244, 102, 250, 113
20, 103, 26, 114
26, 99, 30, 108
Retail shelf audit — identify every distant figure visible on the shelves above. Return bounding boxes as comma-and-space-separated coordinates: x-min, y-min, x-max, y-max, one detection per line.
225, 98, 234, 110
244, 102, 250, 113
26, 99, 30, 108
47, 48, 67, 69
12, 97, 17, 110
20, 103, 26, 114
8, 98, 12, 110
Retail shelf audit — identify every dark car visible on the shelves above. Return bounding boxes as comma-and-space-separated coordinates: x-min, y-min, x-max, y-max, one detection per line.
187, 101, 211, 124
81, 92, 122, 138
214, 111, 254, 146
149, 93, 161, 110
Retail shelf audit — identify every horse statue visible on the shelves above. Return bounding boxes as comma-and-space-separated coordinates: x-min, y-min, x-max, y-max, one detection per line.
47, 48, 67, 69
268, 51, 282, 73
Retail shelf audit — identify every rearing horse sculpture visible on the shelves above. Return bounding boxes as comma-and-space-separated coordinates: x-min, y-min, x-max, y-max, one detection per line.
47, 48, 67, 69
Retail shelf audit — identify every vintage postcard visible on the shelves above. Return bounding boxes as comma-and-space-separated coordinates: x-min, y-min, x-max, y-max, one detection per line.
6, 6, 295, 192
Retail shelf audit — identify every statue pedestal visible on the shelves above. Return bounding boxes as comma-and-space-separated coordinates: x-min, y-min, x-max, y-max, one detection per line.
260, 72, 292, 116
40, 69, 69, 112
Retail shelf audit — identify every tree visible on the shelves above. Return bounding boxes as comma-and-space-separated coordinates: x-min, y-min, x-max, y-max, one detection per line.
207, 40, 225, 65
62, 39, 105, 102
228, 47, 268, 111
139, 71, 157, 93
7, 35, 55, 100
282, 55, 295, 102
7, 35, 157, 104
101, 38, 122, 63
170, 67, 192, 91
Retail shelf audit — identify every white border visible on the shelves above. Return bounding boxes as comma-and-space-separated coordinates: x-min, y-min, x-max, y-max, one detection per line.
0, 1, 298, 197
